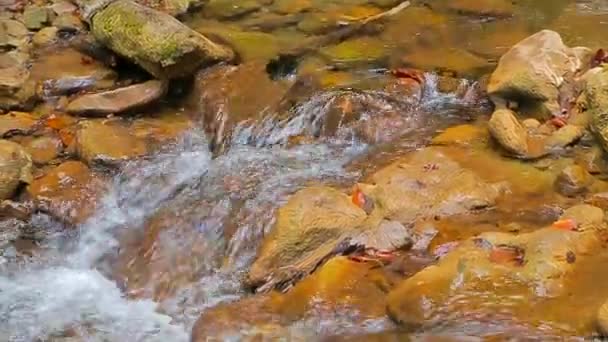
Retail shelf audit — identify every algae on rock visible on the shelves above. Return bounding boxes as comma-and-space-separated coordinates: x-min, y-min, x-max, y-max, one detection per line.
88, 0, 234, 79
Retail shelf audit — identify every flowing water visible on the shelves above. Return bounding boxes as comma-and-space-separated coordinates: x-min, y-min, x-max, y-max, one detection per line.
3, 0, 608, 341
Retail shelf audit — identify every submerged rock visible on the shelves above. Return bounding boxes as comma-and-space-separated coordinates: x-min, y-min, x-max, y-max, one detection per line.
26, 161, 102, 225
188, 62, 292, 153
555, 164, 593, 197
193, 257, 393, 340
31, 48, 117, 98
75, 120, 147, 166
22, 135, 63, 165
487, 30, 589, 117
0, 19, 28, 50
66, 80, 166, 116
387, 205, 606, 331
247, 147, 504, 292
0, 140, 32, 200
23, 5, 52, 30
88, 0, 234, 78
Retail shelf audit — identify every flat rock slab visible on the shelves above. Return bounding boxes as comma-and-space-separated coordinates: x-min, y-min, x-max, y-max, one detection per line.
66, 80, 166, 116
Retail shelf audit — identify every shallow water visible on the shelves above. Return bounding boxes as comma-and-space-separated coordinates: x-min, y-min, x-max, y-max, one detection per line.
3, 0, 608, 340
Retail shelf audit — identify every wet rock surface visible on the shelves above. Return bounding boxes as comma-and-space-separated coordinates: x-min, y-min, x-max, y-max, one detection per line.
75, 120, 147, 166
66, 80, 166, 116
0, 140, 32, 200
247, 147, 504, 292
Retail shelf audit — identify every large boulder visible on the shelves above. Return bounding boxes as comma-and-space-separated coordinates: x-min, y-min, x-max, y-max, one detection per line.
0, 140, 32, 200
583, 67, 608, 152
487, 30, 590, 117
247, 147, 505, 292
87, 0, 234, 79
387, 205, 607, 334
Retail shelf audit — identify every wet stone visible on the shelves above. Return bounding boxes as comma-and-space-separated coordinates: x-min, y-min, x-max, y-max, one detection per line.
66, 80, 166, 116
555, 165, 594, 197
26, 161, 101, 225
22, 135, 63, 165
0, 19, 28, 50
75, 120, 147, 166
52, 13, 84, 33
0, 140, 32, 200
23, 6, 52, 30
0, 112, 37, 137
204, 0, 261, 18
32, 26, 58, 47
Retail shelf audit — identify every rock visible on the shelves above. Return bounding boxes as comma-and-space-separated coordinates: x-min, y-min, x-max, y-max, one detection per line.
188, 62, 292, 153
204, 0, 261, 18
31, 48, 117, 98
0, 112, 37, 137
399, 47, 490, 78
598, 299, 608, 336
135, 0, 197, 16
0, 51, 36, 110
22, 135, 63, 165
387, 205, 606, 330
247, 147, 504, 292
50, 1, 77, 16
75, 120, 147, 166
583, 68, 608, 152
88, 0, 234, 79
66, 80, 166, 116
545, 124, 585, 150
555, 165, 593, 197
0, 140, 32, 200
52, 13, 84, 33
431, 124, 488, 147
0, 19, 28, 50
442, 0, 514, 17
0, 218, 23, 250
272, 0, 311, 14
522, 118, 541, 129
26, 161, 102, 224
487, 30, 588, 117
32, 26, 58, 47
195, 21, 300, 62
193, 257, 392, 340
488, 108, 529, 156
23, 6, 52, 30
320, 37, 387, 67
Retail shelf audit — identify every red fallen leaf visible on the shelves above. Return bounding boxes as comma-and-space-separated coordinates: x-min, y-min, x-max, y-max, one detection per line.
390, 68, 425, 84
552, 218, 578, 231
592, 48, 608, 68
489, 245, 525, 266
58, 129, 75, 147
351, 186, 367, 209
549, 116, 567, 128
349, 248, 395, 264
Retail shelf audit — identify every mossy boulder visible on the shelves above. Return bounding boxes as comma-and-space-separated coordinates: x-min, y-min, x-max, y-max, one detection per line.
89, 0, 234, 79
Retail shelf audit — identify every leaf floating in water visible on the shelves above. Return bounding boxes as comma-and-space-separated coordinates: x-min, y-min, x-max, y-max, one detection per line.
390, 67, 425, 84
552, 218, 578, 231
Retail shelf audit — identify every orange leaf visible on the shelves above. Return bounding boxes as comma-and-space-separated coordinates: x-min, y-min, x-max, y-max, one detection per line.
552, 218, 578, 231
351, 186, 366, 209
